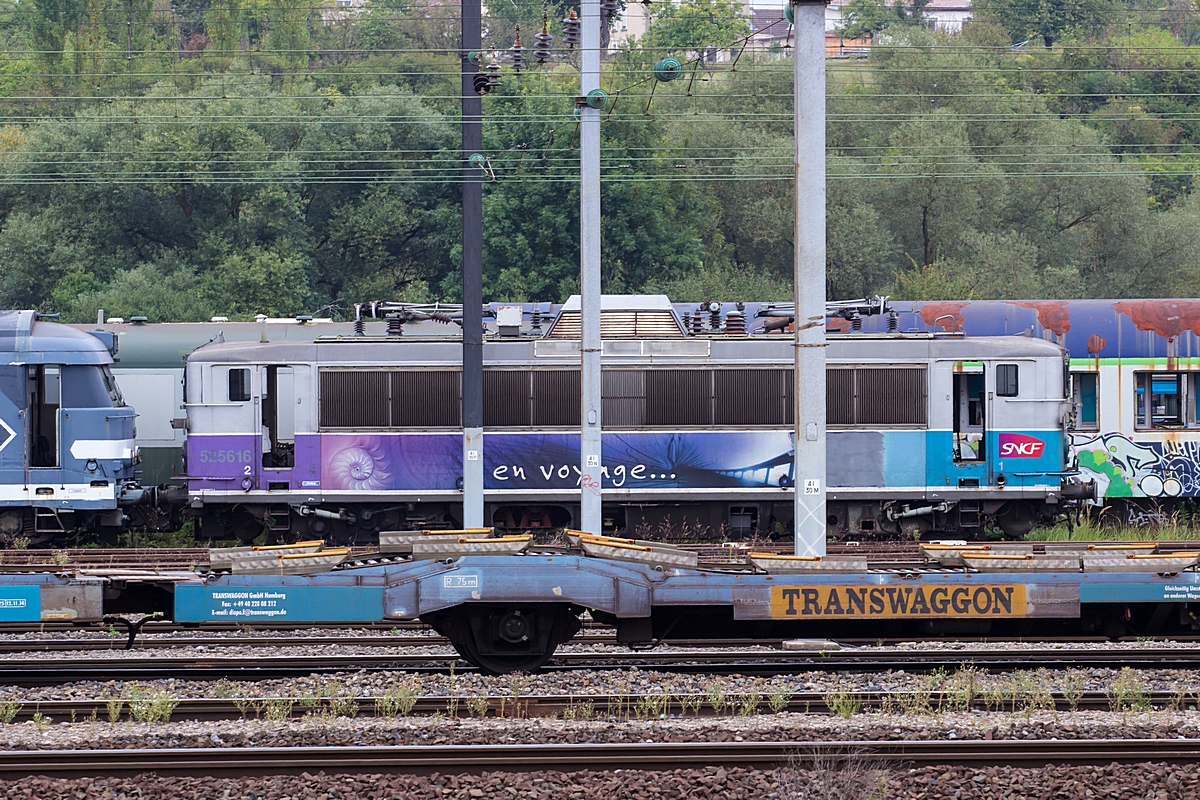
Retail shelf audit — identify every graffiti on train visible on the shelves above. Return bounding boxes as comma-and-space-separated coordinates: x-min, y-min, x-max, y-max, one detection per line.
1071, 433, 1200, 498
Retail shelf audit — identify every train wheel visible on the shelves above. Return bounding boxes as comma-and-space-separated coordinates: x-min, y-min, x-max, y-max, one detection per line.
427, 604, 581, 675
995, 501, 1035, 540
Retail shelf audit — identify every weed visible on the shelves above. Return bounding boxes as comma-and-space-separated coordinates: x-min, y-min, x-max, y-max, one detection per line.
738, 689, 762, 717
326, 694, 359, 719
678, 693, 703, 716
635, 692, 669, 720
125, 684, 178, 724
446, 662, 459, 718
1059, 670, 1088, 713
779, 746, 890, 800
257, 698, 293, 722
1106, 667, 1151, 713
824, 692, 862, 720
233, 697, 256, 720
0, 700, 18, 724
11, 536, 29, 551
507, 674, 530, 718
1169, 687, 1191, 713
561, 700, 594, 721
32, 711, 50, 733
105, 696, 124, 724
944, 666, 984, 712
212, 679, 238, 699
375, 683, 420, 718
706, 682, 729, 716
466, 696, 489, 719
51, 550, 69, 567
767, 686, 792, 714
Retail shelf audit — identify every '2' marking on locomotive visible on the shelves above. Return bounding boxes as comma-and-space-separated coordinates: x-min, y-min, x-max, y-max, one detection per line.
769, 585, 1027, 618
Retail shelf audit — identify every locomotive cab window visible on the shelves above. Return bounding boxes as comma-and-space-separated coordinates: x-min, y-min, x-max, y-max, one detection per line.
228, 368, 251, 402
261, 365, 295, 469
26, 365, 59, 468
1135, 372, 1192, 429
996, 364, 1019, 397
1071, 373, 1099, 431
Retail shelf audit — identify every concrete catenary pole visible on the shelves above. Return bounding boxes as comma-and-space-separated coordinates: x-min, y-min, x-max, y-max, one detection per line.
791, 0, 828, 557
461, 0, 484, 528
579, 0, 603, 534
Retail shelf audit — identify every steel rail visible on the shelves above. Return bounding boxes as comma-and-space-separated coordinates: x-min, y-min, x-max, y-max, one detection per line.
5, 647, 1200, 684
2, 739, 1199, 778
5, 690, 1185, 724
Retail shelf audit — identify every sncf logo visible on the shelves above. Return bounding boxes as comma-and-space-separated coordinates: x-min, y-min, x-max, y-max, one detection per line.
998, 433, 1045, 458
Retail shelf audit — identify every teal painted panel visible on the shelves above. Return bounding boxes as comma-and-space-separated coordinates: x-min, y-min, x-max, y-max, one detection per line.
1081, 580, 1200, 604
0, 586, 40, 622
175, 584, 384, 623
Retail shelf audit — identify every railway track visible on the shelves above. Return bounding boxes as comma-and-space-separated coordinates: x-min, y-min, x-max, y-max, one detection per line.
1, 689, 1185, 724
5, 647, 1200, 684
1, 739, 1197, 779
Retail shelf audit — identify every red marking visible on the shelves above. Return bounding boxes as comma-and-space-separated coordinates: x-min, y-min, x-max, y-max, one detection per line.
1113, 300, 1200, 339
1015, 301, 1071, 335
581, 475, 601, 497
998, 433, 1045, 459
1087, 334, 1107, 355
918, 302, 970, 332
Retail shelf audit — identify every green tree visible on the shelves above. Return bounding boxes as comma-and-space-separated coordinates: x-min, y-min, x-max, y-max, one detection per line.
972, 0, 1114, 47
641, 0, 750, 62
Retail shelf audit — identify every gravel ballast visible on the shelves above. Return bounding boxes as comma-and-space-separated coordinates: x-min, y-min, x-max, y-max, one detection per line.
2, 762, 1198, 799
1, 708, 1199, 751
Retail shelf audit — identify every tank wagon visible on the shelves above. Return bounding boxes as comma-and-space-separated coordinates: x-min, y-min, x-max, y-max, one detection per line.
0, 312, 152, 545
182, 296, 1087, 542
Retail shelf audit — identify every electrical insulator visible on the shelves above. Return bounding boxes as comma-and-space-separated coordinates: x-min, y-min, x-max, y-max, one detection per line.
473, 72, 491, 95
533, 13, 553, 63
785, 3, 794, 23
486, 60, 502, 90
510, 26, 527, 72
653, 57, 682, 82
600, 0, 619, 18
562, 9, 580, 48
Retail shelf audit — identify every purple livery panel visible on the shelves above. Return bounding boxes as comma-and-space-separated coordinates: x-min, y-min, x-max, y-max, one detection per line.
189, 431, 796, 492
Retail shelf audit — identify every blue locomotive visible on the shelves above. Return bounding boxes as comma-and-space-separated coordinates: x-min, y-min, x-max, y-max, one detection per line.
0, 311, 149, 545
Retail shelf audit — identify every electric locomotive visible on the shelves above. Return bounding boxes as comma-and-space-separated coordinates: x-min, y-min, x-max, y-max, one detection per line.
181, 296, 1089, 542
0, 311, 150, 544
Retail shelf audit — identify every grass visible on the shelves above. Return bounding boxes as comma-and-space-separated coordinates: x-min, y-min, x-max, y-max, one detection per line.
1027, 521, 1200, 541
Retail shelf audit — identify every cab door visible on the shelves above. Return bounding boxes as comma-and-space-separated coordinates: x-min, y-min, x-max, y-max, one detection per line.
25, 365, 62, 494
950, 362, 988, 488
189, 364, 260, 490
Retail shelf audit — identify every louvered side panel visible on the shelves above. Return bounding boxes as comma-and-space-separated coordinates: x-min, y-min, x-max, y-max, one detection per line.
714, 370, 787, 425
856, 367, 927, 426
646, 369, 713, 426
603, 370, 646, 428
319, 371, 389, 428
827, 368, 855, 427
533, 370, 581, 426
484, 370, 531, 427
393, 370, 461, 427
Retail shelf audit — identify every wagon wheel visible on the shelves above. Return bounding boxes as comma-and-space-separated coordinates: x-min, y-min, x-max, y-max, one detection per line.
428, 604, 582, 675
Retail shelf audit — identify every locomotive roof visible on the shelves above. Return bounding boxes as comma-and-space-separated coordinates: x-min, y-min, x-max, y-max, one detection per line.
0, 311, 113, 366
186, 333, 1065, 365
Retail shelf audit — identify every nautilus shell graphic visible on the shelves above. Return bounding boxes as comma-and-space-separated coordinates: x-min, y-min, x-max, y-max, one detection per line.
327, 439, 392, 491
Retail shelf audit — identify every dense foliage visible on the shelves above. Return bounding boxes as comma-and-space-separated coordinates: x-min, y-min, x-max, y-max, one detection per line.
0, 0, 1198, 320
